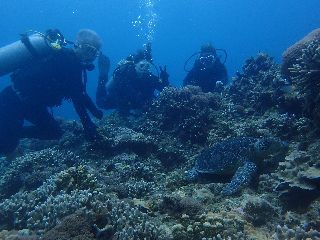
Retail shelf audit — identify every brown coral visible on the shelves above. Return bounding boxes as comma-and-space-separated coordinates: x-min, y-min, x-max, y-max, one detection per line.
281, 29, 320, 125
43, 212, 95, 240
282, 28, 320, 77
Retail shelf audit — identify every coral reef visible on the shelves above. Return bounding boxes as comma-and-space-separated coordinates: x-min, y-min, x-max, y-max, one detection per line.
0, 229, 38, 240
0, 165, 98, 230
229, 53, 291, 115
1, 48, 320, 239
275, 143, 320, 211
43, 211, 95, 240
282, 29, 320, 126
273, 224, 320, 240
282, 28, 320, 77
158, 194, 202, 217
243, 196, 277, 226
145, 86, 221, 143
0, 148, 80, 200
99, 125, 158, 155
169, 210, 248, 240
0, 173, 164, 239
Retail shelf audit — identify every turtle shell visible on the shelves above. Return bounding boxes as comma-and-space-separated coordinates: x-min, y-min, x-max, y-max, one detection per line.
194, 138, 257, 175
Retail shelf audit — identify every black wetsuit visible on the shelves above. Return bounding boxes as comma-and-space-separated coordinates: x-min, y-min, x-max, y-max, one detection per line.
0, 48, 102, 155
96, 62, 168, 112
183, 59, 228, 92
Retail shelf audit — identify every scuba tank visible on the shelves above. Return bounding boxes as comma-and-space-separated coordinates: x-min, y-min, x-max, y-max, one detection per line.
0, 30, 68, 77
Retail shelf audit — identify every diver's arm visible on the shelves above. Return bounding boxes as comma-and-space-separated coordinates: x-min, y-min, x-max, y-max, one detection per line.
83, 93, 103, 119
72, 95, 99, 141
157, 65, 169, 90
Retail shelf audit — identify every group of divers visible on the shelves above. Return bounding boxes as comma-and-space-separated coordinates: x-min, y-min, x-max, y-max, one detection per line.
0, 28, 228, 157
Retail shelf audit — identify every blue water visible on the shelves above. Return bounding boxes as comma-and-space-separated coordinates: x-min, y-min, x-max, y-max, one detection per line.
0, 0, 319, 118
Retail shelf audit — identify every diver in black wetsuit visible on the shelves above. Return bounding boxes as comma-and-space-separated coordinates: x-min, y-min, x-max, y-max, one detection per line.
183, 43, 228, 92
0, 29, 103, 155
96, 43, 169, 113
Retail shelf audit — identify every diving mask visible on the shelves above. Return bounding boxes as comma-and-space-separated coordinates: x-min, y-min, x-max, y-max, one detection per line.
76, 43, 100, 63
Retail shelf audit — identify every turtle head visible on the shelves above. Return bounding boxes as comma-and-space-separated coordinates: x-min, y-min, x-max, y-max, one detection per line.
185, 168, 199, 182
254, 137, 289, 158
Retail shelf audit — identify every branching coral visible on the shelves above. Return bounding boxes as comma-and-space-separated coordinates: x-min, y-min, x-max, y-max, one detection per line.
289, 40, 320, 95
282, 29, 320, 125
228, 53, 288, 115
289, 40, 320, 124
145, 86, 221, 143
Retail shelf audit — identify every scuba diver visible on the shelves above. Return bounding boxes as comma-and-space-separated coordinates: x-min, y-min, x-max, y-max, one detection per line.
0, 28, 103, 156
96, 43, 169, 114
183, 43, 228, 92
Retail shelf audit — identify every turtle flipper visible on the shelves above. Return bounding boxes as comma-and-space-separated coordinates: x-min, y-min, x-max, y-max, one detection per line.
222, 161, 257, 196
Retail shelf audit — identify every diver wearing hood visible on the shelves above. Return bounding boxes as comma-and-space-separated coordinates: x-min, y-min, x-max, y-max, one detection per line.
183, 43, 228, 92
96, 43, 169, 114
0, 29, 103, 156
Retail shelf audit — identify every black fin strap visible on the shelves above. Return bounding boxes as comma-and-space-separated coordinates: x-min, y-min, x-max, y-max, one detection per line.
21, 34, 39, 58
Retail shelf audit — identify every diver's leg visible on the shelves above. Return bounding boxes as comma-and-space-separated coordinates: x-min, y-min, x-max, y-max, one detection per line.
22, 107, 63, 140
0, 87, 23, 155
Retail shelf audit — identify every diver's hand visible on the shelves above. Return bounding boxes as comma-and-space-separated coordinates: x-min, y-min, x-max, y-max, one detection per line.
98, 54, 110, 81
159, 65, 169, 85
215, 80, 224, 92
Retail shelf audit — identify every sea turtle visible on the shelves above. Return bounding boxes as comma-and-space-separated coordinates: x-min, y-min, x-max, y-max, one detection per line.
185, 137, 288, 195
